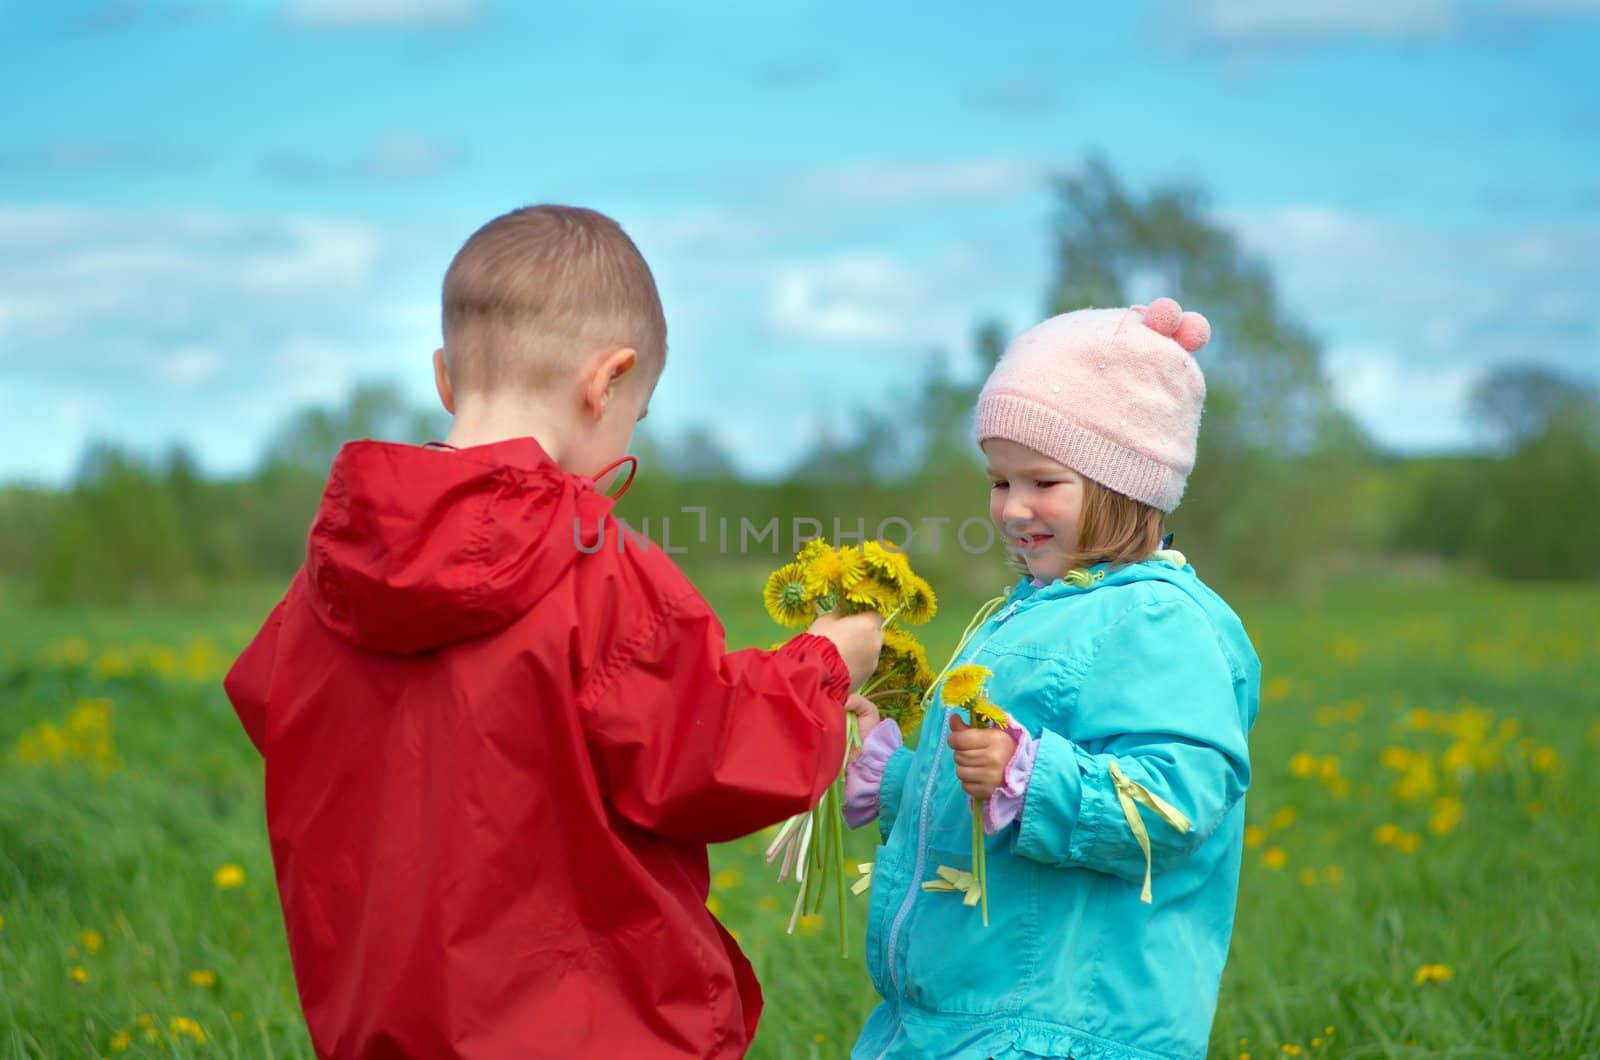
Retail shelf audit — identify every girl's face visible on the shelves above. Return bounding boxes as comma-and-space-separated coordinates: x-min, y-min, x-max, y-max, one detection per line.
982, 438, 1085, 583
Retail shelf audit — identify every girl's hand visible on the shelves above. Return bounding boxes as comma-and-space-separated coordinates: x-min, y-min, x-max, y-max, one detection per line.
947, 715, 1016, 801
845, 694, 881, 746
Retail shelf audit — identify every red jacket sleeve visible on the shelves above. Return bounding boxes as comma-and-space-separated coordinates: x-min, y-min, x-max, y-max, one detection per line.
224, 597, 288, 756
577, 592, 852, 843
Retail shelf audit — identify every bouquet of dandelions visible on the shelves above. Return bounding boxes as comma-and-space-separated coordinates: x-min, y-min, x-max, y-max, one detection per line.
762, 538, 937, 955
922, 662, 1009, 927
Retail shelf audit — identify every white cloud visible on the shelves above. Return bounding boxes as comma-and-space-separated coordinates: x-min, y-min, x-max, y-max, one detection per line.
264, 134, 456, 184
768, 253, 922, 345
1223, 202, 1600, 449
797, 157, 1063, 207
1174, 0, 1456, 45
1161, 0, 1600, 57
0, 202, 447, 483
280, 0, 481, 30
1324, 345, 1481, 449
157, 345, 222, 386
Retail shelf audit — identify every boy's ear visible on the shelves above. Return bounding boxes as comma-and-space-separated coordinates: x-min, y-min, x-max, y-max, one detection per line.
583, 346, 638, 422
433, 348, 456, 415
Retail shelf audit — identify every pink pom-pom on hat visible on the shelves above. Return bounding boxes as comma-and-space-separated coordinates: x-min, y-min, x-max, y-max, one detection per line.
1141, 297, 1211, 352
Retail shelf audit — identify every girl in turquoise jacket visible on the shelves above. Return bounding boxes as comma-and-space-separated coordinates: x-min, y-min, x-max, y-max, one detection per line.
845, 299, 1261, 1060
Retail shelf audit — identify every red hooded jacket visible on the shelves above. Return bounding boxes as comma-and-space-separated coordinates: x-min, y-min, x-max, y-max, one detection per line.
224, 438, 850, 1059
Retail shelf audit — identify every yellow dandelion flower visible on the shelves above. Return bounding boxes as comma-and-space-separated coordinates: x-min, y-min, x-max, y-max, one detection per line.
797, 538, 831, 565
712, 869, 742, 890
0, 911, 5, 931
1262, 676, 1293, 702
1413, 963, 1453, 985
1531, 746, 1559, 773
970, 697, 1009, 729
170, 1017, 207, 1045
1261, 847, 1288, 870
1429, 797, 1465, 835
862, 540, 912, 585
804, 546, 866, 598
1373, 823, 1400, 846
69, 966, 89, 984
763, 562, 815, 628
1288, 752, 1316, 777
1282, 1046, 1303, 1057
1268, 806, 1297, 832
189, 969, 217, 987
213, 864, 246, 889
1395, 832, 1422, 854
109, 1030, 132, 1051
78, 929, 103, 954
1243, 825, 1266, 849
843, 575, 900, 614
796, 913, 824, 936
897, 575, 937, 625
137, 1016, 154, 1029
940, 665, 991, 709
705, 895, 723, 916
1380, 746, 1413, 772
880, 626, 931, 684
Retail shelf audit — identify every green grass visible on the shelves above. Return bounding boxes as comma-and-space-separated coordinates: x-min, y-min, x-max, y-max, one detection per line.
2, 576, 1597, 1058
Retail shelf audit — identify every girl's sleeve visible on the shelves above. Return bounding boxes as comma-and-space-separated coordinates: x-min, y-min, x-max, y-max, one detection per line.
843, 722, 915, 841
1009, 597, 1250, 898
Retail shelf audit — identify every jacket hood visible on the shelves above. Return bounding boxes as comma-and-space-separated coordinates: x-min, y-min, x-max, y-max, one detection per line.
303, 438, 614, 655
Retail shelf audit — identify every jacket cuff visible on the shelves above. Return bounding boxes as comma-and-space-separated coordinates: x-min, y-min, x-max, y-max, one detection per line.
983, 721, 1037, 834
1013, 729, 1086, 864
777, 632, 852, 704
843, 720, 902, 828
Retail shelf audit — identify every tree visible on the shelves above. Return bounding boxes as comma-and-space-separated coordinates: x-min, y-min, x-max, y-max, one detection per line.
262, 382, 448, 476
1041, 158, 1375, 585
1470, 364, 1600, 452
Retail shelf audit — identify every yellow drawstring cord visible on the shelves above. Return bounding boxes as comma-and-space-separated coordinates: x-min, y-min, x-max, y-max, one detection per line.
1107, 760, 1193, 904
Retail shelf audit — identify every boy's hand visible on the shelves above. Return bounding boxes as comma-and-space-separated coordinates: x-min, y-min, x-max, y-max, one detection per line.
948, 715, 1015, 801
807, 610, 885, 690
845, 693, 881, 746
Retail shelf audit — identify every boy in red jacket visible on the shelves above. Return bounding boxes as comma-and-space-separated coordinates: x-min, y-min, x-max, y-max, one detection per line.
225, 205, 883, 1059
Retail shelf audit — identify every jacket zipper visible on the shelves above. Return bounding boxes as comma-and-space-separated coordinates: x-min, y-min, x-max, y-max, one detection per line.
880, 598, 1021, 1036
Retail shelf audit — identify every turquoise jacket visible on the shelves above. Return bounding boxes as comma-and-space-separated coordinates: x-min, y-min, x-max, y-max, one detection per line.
853, 557, 1261, 1060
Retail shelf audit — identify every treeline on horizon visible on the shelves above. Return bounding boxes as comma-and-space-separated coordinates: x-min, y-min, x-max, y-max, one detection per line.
5, 161, 1597, 607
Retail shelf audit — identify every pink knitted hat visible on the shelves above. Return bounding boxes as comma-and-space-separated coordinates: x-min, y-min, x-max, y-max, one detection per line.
974, 297, 1210, 512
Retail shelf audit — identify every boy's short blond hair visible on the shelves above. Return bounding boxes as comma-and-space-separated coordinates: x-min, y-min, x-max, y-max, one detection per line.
441, 205, 667, 395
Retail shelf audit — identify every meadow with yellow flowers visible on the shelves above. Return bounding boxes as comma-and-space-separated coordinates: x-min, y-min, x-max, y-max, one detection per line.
2, 573, 1596, 1058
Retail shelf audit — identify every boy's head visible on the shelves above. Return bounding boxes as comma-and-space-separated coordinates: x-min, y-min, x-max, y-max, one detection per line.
434, 205, 666, 478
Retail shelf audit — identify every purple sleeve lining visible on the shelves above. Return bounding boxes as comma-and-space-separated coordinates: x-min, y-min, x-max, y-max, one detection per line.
843, 720, 903, 828
983, 722, 1038, 834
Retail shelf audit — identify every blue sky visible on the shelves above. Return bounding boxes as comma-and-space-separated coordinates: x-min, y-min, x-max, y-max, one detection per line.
4, 0, 1598, 484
